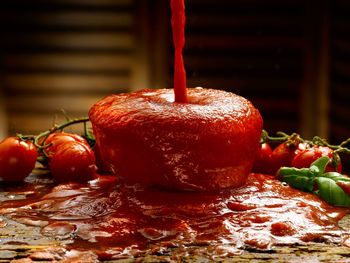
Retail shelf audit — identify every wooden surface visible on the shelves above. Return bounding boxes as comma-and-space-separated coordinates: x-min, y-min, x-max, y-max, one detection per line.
1, 171, 350, 262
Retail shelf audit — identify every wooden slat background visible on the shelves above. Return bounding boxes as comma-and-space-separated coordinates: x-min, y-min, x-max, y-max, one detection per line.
329, 0, 350, 171
331, 0, 350, 142
1, 0, 137, 136
0, 0, 350, 161
167, 0, 305, 135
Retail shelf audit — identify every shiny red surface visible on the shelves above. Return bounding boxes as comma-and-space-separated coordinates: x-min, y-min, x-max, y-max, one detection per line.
0, 174, 348, 260
50, 141, 96, 183
89, 88, 263, 191
41, 132, 89, 158
252, 143, 273, 174
292, 146, 342, 173
0, 137, 38, 182
270, 142, 307, 174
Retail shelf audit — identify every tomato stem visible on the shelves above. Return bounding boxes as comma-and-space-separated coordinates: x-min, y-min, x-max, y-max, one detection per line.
309, 136, 350, 155
261, 129, 350, 169
34, 117, 91, 155
260, 130, 304, 146
17, 134, 35, 142
61, 109, 73, 122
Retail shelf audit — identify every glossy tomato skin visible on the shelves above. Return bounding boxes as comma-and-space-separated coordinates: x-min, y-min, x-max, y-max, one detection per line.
270, 142, 306, 174
41, 132, 89, 158
291, 146, 342, 173
50, 141, 96, 183
0, 137, 38, 182
252, 143, 273, 174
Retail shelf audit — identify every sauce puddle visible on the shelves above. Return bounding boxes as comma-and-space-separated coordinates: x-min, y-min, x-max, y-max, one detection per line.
0, 173, 349, 260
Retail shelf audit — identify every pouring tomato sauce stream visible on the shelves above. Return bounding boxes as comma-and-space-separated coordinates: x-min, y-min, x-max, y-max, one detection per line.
171, 0, 188, 103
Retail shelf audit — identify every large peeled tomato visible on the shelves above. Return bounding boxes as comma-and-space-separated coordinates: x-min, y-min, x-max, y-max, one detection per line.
89, 88, 263, 191
50, 141, 96, 183
0, 137, 38, 182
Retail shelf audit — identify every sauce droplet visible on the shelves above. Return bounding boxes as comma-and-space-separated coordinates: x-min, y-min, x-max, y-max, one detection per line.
171, 0, 188, 103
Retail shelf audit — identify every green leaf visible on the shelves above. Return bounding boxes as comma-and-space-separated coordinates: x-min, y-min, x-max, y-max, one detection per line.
278, 167, 311, 177
278, 167, 314, 192
309, 156, 330, 175
323, 172, 350, 182
282, 173, 314, 192
277, 156, 350, 207
315, 177, 350, 206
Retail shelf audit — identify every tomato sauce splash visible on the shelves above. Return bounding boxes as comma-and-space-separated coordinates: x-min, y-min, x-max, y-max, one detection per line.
171, 0, 188, 103
0, 174, 349, 260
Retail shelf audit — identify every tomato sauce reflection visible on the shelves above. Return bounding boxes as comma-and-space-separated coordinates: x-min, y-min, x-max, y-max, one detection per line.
0, 174, 349, 259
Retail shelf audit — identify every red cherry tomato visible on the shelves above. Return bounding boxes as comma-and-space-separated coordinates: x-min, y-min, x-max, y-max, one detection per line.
41, 132, 89, 158
50, 141, 96, 183
270, 142, 307, 174
291, 146, 342, 173
252, 143, 273, 174
0, 137, 38, 182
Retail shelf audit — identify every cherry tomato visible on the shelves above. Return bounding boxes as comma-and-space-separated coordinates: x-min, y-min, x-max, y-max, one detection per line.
41, 132, 89, 158
0, 137, 38, 182
50, 141, 96, 183
252, 143, 273, 174
270, 142, 307, 174
291, 146, 342, 173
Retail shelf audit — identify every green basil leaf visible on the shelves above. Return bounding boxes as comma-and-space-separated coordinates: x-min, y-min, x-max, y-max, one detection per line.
278, 167, 312, 176
323, 172, 350, 182
282, 173, 314, 192
278, 167, 315, 192
315, 177, 350, 206
309, 156, 330, 175
278, 156, 350, 206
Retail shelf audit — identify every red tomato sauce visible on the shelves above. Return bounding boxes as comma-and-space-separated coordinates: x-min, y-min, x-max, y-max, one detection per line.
171, 0, 188, 103
0, 173, 348, 260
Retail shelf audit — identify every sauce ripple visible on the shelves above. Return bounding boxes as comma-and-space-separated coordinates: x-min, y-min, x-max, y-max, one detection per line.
0, 173, 349, 259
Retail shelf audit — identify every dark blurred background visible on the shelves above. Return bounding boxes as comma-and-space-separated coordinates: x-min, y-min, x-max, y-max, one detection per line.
0, 0, 349, 157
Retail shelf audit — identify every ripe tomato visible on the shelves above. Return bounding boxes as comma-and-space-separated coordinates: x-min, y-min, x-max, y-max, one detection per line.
41, 132, 89, 158
291, 146, 342, 173
252, 143, 273, 174
0, 137, 38, 182
50, 141, 96, 183
270, 142, 307, 174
